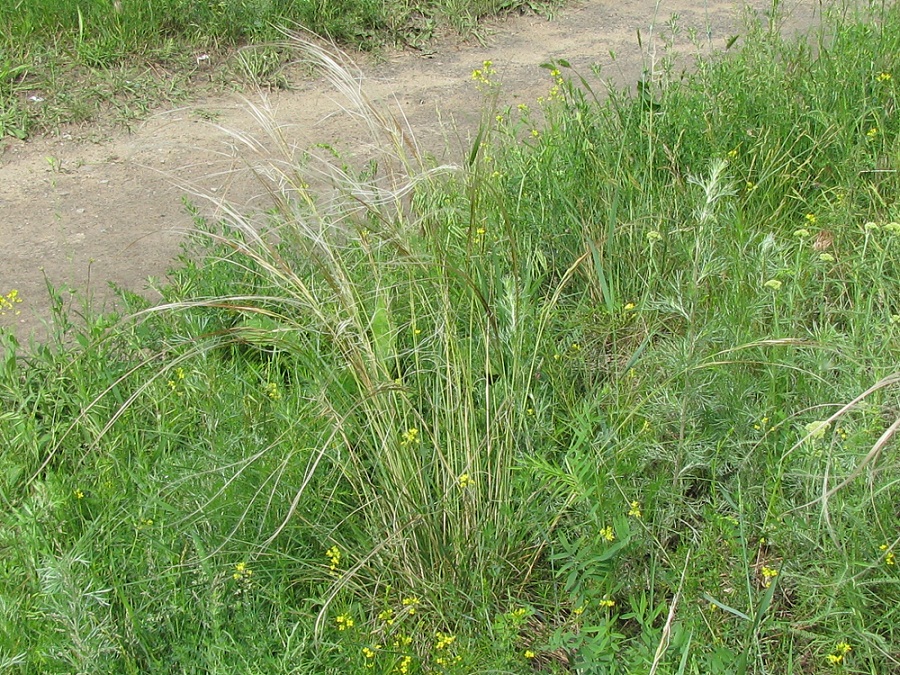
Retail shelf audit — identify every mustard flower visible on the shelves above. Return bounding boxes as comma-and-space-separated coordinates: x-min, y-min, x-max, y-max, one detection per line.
826, 641, 852, 665
402, 596, 421, 614
434, 632, 456, 650
458, 473, 474, 488
628, 501, 642, 518
877, 72, 892, 82
233, 561, 253, 581
598, 598, 616, 608
600, 526, 615, 542
400, 428, 420, 446
880, 544, 896, 566
326, 545, 341, 572
0, 289, 22, 316
760, 566, 779, 588
524, 649, 537, 659
335, 613, 354, 630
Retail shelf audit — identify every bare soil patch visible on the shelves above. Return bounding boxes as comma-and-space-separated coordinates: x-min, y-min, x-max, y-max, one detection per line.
0, 0, 820, 343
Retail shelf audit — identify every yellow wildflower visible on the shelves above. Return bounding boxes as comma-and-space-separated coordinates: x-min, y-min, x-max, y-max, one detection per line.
400, 428, 420, 446
761, 566, 779, 588
628, 501, 642, 518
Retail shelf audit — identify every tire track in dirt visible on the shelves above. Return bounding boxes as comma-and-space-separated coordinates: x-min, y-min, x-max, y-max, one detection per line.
0, 0, 821, 343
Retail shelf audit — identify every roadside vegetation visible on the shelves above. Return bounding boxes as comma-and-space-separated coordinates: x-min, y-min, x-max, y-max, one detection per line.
2, 1, 900, 673
0, 0, 555, 138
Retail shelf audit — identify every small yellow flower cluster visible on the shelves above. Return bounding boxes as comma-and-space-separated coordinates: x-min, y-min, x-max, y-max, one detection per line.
598, 598, 616, 608
0, 289, 22, 316
826, 641, 852, 665
74, 489, 84, 500
805, 213, 818, 225
760, 566, 779, 588
457, 473, 474, 489
628, 501, 642, 518
623, 302, 636, 312
232, 561, 253, 582
524, 649, 537, 659
136, 517, 154, 530
471, 60, 497, 88
400, 428, 420, 447
327, 545, 341, 573
866, 126, 879, 140
401, 596, 421, 615
880, 544, 896, 566
362, 645, 381, 668
335, 613, 354, 631
600, 526, 615, 542
265, 382, 282, 401
167, 367, 186, 394
434, 631, 456, 650
396, 654, 413, 674
877, 71, 892, 82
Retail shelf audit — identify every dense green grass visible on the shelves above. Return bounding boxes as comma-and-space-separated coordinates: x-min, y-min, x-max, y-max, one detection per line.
0, 0, 553, 138
3, 2, 900, 673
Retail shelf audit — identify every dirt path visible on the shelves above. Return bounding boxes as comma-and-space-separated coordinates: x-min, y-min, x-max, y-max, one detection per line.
0, 0, 820, 344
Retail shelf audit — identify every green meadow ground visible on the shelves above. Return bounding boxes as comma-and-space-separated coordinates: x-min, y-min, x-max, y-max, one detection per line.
2, 1, 900, 673
0, 0, 555, 138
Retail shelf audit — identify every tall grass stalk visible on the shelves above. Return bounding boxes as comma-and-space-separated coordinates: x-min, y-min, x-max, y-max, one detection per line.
134, 36, 571, 606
